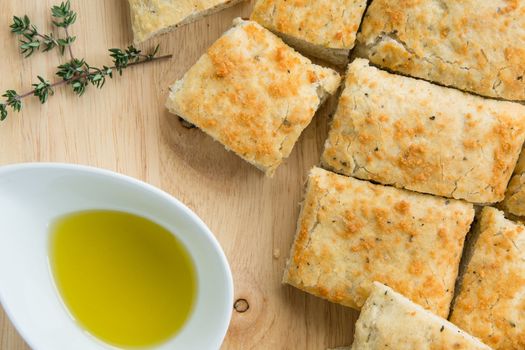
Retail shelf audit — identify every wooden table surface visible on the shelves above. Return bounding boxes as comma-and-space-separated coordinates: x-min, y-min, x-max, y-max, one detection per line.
0, 1, 358, 349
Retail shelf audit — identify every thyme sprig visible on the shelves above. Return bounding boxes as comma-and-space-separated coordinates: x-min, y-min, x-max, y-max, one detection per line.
1, 1, 172, 122
10, 1, 77, 57
10, 15, 63, 57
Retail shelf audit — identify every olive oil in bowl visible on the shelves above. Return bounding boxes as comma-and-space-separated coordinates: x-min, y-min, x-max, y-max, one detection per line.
49, 210, 197, 348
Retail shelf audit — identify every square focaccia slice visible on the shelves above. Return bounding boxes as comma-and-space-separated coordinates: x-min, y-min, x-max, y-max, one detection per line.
251, 0, 367, 66
283, 167, 474, 317
450, 207, 525, 350
322, 59, 525, 203
128, 0, 245, 43
351, 282, 491, 350
166, 19, 341, 176
356, 0, 525, 101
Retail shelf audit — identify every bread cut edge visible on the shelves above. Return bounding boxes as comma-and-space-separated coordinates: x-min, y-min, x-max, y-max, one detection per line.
282, 168, 316, 284
264, 29, 350, 67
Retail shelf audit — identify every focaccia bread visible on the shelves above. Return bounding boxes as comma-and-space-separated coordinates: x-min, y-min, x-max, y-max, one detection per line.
128, 0, 245, 43
356, 0, 525, 101
322, 59, 525, 204
501, 147, 525, 217
250, 0, 367, 66
450, 207, 525, 350
351, 282, 491, 350
283, 167, 474, 317
166, 19, 341, 176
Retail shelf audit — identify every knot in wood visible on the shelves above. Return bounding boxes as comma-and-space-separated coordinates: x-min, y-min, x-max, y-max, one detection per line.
234, 298, 249, 313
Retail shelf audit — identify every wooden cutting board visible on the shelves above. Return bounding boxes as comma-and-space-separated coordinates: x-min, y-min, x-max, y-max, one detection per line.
0, 1, 358, 349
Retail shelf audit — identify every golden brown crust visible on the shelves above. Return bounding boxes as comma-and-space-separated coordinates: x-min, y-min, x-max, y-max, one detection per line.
351, 283, 491, 350
251, 0, 367, 64
450, 207, 525, 350
356, 0, 525, 101
501, 147, 525, 217
166, 19, 341, 176
322, 59, 525, 203
283, 167, 475, 317
128, 0, 245, 43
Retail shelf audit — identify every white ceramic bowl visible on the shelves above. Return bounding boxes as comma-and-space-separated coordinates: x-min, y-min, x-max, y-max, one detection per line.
0, 163, 233, 350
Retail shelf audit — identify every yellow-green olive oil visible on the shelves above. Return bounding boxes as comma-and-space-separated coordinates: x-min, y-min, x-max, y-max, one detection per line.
49, 210, 197, 348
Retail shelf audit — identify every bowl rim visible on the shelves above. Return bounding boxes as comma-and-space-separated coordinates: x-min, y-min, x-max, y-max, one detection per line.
0, 162, 234, 350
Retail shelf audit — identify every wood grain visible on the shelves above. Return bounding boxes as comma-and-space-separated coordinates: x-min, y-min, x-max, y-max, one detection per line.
0, 1, 358, 349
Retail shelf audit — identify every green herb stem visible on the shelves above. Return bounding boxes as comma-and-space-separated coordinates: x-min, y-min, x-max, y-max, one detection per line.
64, 27, 75, 60
10, 53, 172, 102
